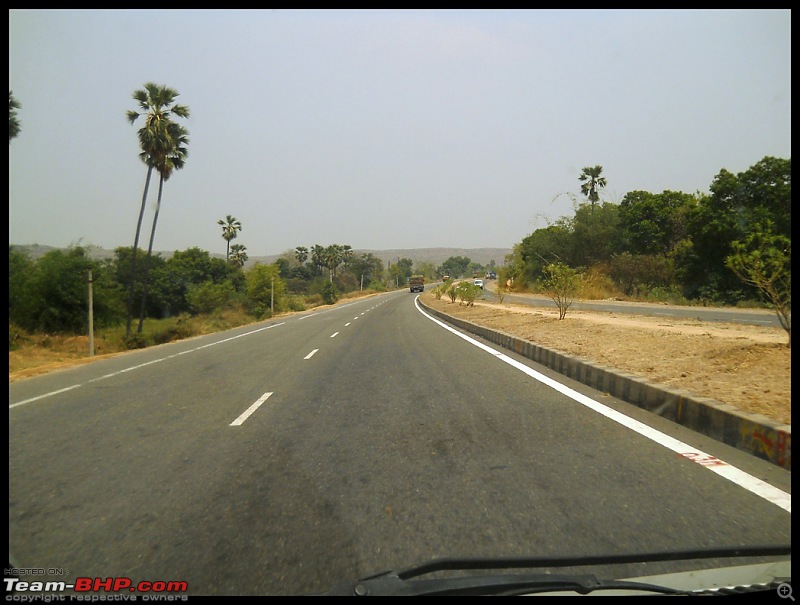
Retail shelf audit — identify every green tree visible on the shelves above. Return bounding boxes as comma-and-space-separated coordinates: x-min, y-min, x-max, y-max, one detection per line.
218, 215, 242, 261
388, 257, 414, 286
9, 247, 35, 337
125, 82, 190, 337
570, 201, 622, 267
321, 280, 339, 305
341, 245, 354, 269
9, 90, 21, 143
131, 253, 168, 319
152, 248, 231, 317
518, 222, 573, 285
186, 280, 238, 315
680, 157, 790, 302
245, 263, 286, 318
414, 261, 437, 280
609, 252, 675, 298
310, 244, 326, 276
10, 247, 103, 333
440, 256, 471, 279
294, 246, 309, 265
11, 247, 126, 334
229, 244, 248, 269
726, 227, 791, 346
618, 190, 696, 256
345, 252, 384, 289
579, 165, 607, 212
323, 244, 345, 281
540, 262, 581, 320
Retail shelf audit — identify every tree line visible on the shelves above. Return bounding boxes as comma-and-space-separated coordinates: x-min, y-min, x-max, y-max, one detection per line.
502, 159, 790, 343
9, 85, 790, 346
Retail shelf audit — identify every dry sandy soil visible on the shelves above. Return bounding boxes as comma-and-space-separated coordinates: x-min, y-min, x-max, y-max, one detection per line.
420, 290, 791, 427
9, 289, 791, 427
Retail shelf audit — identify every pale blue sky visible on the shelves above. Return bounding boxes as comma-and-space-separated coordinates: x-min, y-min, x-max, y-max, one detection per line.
9, 9, 791, 258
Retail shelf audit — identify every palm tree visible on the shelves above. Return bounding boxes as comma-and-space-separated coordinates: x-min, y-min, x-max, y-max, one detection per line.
125, 82, 190, 338
341, 244, 353, 268
9, 90, 21, 143
311, 244, 325, 276
229, 244, 248, 269
137, 122, 190, 333
218, 215, 242, 261
294, 246, 309, 265
324, 244, 344, 281
579, 165, 607, 212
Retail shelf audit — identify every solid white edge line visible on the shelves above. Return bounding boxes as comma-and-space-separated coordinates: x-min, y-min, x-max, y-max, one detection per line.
414, 296, 791, 513
231, 392, 273, 426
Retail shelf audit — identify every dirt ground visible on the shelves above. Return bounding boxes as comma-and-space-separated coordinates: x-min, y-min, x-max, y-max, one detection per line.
421, 290, 791, 427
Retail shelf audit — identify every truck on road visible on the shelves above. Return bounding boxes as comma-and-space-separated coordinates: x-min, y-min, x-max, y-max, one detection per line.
409, 275, 425, 293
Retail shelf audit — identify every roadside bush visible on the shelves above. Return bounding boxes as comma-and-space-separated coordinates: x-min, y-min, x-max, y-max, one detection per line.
286, 296, 307, 312
495, 281, 506, 303
152, 318, 195, 345
124, 333, 147, 350
540, 262, 581, 320
640, 285, 688, 305
9, 322, 25, 351
186, 280, 238, 315
304, 293, 324, 308
455, 281, 481, 306
321, 281, 339, 305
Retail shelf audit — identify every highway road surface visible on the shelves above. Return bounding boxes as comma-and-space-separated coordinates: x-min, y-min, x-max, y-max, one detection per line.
9, 291, 791, 595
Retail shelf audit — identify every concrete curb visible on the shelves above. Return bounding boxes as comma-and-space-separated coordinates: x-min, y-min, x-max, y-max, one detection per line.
418, 298, 791, 471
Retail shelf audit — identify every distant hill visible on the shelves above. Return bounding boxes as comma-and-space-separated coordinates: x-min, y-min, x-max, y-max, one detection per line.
353, 247, 511, 268
9, 244, 512, 269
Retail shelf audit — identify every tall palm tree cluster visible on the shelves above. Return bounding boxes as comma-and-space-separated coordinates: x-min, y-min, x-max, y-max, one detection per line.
126, 83, 190, 337
306, 243, 353, 281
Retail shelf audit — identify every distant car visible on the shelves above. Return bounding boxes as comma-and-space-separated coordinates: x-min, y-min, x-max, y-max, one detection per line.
486, 271, 497, 280
473, 279, 484, 290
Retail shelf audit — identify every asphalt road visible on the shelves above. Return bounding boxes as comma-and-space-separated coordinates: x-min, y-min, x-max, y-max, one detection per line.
8, 291, 791, 596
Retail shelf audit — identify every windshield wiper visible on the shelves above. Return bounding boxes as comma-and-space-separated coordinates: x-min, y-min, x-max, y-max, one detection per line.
333, 571, 691, 596
325, 544, 791, 596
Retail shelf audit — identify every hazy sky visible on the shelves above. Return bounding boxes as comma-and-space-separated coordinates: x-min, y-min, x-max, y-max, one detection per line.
9, 9, 791, 259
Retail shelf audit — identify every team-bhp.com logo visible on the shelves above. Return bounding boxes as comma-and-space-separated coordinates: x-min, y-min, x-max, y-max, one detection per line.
5, 574, 188, 601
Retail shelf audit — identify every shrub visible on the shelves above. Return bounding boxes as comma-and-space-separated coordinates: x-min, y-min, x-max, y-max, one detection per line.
124, 333, 147, 350
286, 296, 307, 312
321, 281, 339, 305
455, 281, 481, 306
540, 262, 581, 320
